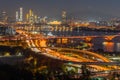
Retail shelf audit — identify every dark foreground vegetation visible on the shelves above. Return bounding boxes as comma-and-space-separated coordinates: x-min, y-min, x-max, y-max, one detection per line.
0, 46, 118, 80
0, 64, 33, 80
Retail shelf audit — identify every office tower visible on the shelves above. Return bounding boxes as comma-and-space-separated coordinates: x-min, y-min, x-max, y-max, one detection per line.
26, 13, 29, 21
62, 11, 67, 22
29, 9, 33, 17
2, 11, 7, 22
16, 11, 19, 22
19, 7, 23, 21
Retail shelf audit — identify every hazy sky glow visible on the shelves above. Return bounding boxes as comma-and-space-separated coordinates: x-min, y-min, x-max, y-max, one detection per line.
1, 0, 120, 20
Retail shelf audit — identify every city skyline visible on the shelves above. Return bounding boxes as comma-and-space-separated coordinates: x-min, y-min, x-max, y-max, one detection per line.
0, 0, 120, 80
1, 0, 120, 20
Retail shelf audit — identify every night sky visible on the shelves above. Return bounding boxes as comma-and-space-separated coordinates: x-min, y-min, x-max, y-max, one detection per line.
1, 0, 120, 20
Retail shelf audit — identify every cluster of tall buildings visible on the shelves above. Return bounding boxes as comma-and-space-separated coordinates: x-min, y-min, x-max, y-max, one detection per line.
16, 7, 23, 22
15, 7, 47, 24
26, 9, 39, 24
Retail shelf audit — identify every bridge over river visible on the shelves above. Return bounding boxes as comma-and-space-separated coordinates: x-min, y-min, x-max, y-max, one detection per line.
0, 29, 120, 74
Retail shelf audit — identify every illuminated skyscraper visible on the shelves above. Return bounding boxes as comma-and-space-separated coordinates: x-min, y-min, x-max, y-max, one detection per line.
29, 9, 33, 16
26, 13, 29, 21
62, 11, 67, 22
2, 11, 7, 22
19, 7, 23, 21
16, 11, 19, 22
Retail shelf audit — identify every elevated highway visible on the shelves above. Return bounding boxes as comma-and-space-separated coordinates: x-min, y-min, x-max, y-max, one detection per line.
0, 29, 120, 72
26, 38, 120, 71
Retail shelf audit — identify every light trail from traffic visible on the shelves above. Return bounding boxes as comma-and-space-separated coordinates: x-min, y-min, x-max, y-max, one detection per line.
13, 29, 120, 71
29, 39, 114, 71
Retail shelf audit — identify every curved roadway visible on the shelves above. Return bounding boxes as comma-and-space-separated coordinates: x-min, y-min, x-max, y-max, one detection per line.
16, 30, 119, 71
